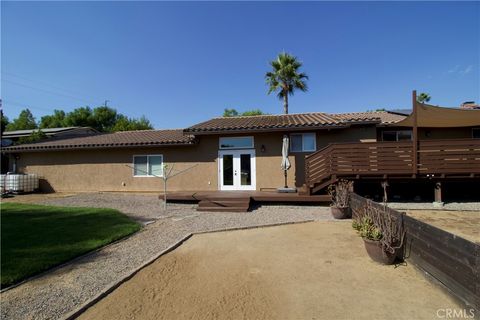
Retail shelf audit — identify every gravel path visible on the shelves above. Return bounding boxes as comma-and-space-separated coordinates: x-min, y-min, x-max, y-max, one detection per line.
1, 193, 332, 320
387, 202, 480, 211
41, 193, 198, 224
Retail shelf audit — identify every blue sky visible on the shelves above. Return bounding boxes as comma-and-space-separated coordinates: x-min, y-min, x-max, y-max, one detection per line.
2, 1, 479, 129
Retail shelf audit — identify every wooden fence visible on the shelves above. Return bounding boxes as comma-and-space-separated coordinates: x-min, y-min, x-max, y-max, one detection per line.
349, 193, 479, 311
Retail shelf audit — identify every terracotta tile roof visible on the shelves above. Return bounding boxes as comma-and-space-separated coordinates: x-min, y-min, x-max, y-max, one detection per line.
3, 129, 195, 152
185, 111, 405, 133
332, 111, 407, 124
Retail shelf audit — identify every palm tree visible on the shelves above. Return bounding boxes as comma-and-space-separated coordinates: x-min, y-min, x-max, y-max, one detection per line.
417, 92, 431, 104
265, 53, 308, 114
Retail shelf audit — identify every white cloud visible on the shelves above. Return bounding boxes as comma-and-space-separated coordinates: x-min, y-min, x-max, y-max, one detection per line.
448, 65, 460, 73
461, 65, 473, 74
447, 64, 475, 76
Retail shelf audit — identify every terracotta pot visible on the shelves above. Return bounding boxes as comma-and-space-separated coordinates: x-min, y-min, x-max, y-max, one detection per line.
330, 206, 351, 219
363, 238, 396, 265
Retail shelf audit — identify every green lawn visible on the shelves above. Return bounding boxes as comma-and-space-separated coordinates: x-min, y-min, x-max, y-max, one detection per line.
0, 202, 141, 288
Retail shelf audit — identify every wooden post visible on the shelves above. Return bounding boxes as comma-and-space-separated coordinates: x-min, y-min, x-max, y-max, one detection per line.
434, 182, 442, 203
381, 181, 389, 203
412, 90, 418, 175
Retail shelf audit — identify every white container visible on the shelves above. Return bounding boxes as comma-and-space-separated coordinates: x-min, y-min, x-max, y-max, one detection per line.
1, 174, 39, 193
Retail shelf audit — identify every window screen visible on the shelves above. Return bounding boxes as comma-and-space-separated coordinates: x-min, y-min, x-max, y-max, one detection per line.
133, 155, 163, 177
290, 133, 316, 152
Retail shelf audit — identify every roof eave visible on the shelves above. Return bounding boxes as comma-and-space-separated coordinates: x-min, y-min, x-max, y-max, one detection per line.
2, 141, 197, 153
183, 124, 351, 135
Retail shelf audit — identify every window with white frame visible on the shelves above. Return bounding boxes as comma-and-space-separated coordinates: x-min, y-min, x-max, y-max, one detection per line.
133, 155, 163, 177
473, 128, 480, 139
219, 136, 254, 149
290, 133, 316, 152
382, 130, 412, 142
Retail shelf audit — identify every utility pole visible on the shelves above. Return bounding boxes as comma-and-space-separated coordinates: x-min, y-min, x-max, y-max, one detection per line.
104, 100, 109, 108
412, 90, 418, 176
0, 99, 4, 137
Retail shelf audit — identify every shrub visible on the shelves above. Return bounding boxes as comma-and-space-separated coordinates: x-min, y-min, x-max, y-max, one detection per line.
328, 180, 353, 208
357, 217, 383, 241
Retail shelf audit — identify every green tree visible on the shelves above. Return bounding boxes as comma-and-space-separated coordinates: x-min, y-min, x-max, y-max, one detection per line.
417, 93, 431, 104
6, 109, 37, 131
63, 107, 95, 128
92, 106, 119, 132
265, 52, 308, 114
17, 130, 47, 144
111, 115, 153, 131
1, 112, 9, 134
15, 105, 154, 133
223, 108, 265, 117
223, 108, 239, 117
240, 109, 265, 116
39, 110, 66, 128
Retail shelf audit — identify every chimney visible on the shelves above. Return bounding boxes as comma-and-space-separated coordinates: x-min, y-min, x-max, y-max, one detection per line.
460, 101, 480, 109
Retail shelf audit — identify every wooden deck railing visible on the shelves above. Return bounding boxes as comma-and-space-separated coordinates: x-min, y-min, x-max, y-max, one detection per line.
305, 139, 480, 188
418, 139, 480, 174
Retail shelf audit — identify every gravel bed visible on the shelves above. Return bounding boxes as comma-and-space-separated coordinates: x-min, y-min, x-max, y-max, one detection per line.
387, 202, 480, 211
1, 193, 332, 320
41, 193, 198, 224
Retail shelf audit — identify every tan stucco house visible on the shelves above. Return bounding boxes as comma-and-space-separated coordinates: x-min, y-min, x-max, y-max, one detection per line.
3, 108, 479, 194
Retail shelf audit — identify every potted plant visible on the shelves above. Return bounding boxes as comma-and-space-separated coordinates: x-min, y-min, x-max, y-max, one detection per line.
355, 217, 396, 265
328, 180, 353, 219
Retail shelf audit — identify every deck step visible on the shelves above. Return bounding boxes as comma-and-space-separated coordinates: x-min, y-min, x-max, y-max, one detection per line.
197, 206, 249, 212
197, 197, 251, 212
198, 201, 250, 208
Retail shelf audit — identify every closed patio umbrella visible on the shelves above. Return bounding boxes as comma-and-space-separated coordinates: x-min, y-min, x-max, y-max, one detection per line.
281, 134, 291, 188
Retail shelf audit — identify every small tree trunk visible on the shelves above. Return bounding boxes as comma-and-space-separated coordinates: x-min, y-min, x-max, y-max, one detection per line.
163, 178, 167, 210
283, 91, 289, 114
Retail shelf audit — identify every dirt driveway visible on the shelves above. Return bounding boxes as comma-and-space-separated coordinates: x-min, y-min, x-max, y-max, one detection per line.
80, 221, 460, 320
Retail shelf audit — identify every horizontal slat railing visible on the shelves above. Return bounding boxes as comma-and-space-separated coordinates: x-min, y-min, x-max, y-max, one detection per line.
305, 145, 333, 186
418, 139, 480, 174
305, 139, 480, 188
305, 141, 413, 186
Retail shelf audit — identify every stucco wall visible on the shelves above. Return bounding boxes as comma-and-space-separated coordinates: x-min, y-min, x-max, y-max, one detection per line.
15, 127, 377, 192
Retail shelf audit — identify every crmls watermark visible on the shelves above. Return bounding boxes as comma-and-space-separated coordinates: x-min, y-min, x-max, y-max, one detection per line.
436, 308, 476, 319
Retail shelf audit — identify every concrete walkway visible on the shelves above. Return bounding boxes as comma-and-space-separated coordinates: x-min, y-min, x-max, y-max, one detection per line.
1, 203, 332, 320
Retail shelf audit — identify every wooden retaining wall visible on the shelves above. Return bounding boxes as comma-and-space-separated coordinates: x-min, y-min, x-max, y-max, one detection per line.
349, 193, 479, 311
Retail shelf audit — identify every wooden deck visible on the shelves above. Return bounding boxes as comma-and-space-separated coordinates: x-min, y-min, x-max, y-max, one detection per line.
305, 138, 480, 194
166, 190, 330, 212
167, 190, 330, 202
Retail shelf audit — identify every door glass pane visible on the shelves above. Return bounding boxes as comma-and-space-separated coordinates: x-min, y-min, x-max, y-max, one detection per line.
223, 154, 234, 186
134, 156, 148, 176
219, 137, 254, 149
149, 156, 163, 176
240, 154, 251, 186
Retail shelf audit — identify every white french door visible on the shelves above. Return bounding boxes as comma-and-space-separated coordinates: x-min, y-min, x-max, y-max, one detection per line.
218, 150, 256, 190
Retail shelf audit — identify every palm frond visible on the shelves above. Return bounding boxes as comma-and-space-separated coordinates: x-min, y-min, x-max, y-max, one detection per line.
265, 52, 309, 108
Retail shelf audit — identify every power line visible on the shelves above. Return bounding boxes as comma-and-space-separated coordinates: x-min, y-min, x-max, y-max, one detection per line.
2, 100, 58, 114
2, 79, 98, 105
1, 71, 104, 103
